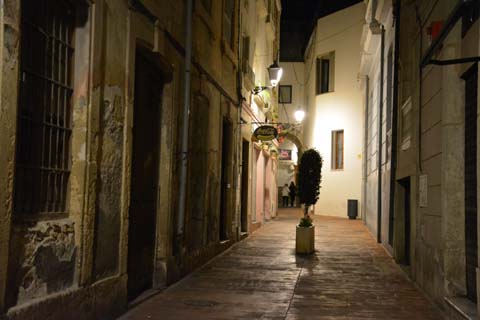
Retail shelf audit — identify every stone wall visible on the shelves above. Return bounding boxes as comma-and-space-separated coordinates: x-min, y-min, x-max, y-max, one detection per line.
7, 220, 76, 307
394, 0, 480, 312
0, 0, 20, 313
0, 0, 282, 318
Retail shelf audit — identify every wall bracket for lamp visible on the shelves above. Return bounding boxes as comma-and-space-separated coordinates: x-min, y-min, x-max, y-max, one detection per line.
252, 86, 272, 95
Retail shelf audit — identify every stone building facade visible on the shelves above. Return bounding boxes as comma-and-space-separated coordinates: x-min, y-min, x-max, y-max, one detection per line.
0, 0, 281, 319
359, 0, 397, 251
361, 0, 480, 317
239, 0, 282, 233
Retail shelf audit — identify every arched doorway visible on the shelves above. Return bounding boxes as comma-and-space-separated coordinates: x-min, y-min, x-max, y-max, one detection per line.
277, 132, 304, 208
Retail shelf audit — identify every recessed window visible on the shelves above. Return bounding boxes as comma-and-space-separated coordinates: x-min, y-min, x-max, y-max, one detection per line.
278, 85, 292, 104
332, 130, 344, 170
241, 36, 250, 73
14, 0, 75, 216
316, 52, 335, 95
223, 0, 235, 48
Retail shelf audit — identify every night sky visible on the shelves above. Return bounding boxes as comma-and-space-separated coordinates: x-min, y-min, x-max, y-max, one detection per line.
280, 0, 363, 61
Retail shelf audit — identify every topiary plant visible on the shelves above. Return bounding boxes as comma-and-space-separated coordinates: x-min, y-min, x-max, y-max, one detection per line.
297, 149, 323, 223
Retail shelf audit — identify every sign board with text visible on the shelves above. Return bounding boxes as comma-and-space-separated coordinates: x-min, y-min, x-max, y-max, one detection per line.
278, 149, 292, 160
252, 125, 278, 142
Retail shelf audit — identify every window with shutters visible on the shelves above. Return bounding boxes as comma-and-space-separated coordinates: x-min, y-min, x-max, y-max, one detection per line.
223, 0, 235, 48
332, 130, 344, 170
316, 52, 335, 95
241, 36, 250, 73
14, 0, 75, 217
242, 36, 255, 85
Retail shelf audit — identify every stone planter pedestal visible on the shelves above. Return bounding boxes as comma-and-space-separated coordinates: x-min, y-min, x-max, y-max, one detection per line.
295, 225, 315, 254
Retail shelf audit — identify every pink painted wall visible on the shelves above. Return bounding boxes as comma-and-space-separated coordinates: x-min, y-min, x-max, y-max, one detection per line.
255, 149, 264, 222
271, 159, 278, 217
264, 156, 272, 220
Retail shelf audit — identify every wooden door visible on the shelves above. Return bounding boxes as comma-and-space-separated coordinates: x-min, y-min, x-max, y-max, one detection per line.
127, 50, 162, 302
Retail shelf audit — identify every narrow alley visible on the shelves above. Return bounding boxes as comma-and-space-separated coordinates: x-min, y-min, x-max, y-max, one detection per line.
1, 0, 480, 319
120, 209, 441, 320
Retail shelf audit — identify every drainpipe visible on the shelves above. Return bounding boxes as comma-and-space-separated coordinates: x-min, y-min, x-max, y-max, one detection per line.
414, 4, 423, 174
362, 76, 369, 224
388, 0, 401, 246
377, 25, 385, 243
177, 0, 193, 241
236, 0, 244, 237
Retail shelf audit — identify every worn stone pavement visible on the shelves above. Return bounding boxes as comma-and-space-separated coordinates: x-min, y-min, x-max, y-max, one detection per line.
119, 209, 443, 320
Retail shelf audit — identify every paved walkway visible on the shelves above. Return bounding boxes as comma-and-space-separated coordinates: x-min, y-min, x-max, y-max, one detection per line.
119, 209, 442, 320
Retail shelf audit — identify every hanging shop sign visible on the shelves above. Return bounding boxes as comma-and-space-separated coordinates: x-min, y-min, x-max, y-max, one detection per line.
252, 125, 278, 142
278, 149, 292, 161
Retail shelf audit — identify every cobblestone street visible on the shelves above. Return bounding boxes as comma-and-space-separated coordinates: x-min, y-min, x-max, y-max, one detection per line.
119, 209, 442, 320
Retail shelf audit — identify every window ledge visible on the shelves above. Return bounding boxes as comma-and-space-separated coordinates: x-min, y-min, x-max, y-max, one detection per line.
316, 91, 334, 96
13, 212, 69, 223
444, 296, 478, 320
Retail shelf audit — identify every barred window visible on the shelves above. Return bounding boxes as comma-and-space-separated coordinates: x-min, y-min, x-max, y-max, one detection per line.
14, 0, 75, 216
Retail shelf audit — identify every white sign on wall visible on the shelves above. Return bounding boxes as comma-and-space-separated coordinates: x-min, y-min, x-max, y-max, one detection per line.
419, 174, 428, 207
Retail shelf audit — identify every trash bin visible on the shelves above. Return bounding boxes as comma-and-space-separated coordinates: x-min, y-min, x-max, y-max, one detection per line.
348, 199, 358, 220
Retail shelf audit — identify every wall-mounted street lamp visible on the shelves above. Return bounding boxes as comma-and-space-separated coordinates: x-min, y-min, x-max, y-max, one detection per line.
294, 108, 305, 123
252, 60, 283, 95
267, 60, 283, 87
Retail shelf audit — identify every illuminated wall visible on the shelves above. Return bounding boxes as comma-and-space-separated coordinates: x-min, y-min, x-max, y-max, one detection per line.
303, 3, 365, 217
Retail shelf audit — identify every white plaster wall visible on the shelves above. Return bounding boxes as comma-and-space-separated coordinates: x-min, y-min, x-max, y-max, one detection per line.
277, 163, 295, 187
278, 62, 305, 123
304, 3, 366, 217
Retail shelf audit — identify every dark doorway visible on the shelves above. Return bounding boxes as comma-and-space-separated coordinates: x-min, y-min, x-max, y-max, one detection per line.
220, 119, 232, 241
398, 177, 411, 266
463, 63, 478, 303
240, 139, 249, 233
127, 50, 162, 302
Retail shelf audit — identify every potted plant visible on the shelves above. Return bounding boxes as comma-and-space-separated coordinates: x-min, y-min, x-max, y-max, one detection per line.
296, 149, 322, 254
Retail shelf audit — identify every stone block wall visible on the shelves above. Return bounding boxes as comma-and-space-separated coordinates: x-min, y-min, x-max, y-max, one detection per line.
0, 0, 281, 318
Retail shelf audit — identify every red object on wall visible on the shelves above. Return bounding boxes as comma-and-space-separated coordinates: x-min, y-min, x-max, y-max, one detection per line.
429, 21, 443, 40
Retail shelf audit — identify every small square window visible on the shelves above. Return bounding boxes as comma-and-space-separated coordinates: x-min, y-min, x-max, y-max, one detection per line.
278, 85, 292, 104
